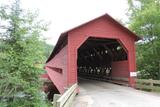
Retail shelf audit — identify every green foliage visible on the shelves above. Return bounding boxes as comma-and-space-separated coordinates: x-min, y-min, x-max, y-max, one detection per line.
127, 0, 160, 79
42, 42, 54, 59
0, 0, 51, 106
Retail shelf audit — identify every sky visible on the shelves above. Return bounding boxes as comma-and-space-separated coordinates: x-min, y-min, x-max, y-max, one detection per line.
1, 0, 129, 45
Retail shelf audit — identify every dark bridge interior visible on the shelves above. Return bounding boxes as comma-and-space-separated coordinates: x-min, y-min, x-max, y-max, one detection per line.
77, 37, 127, 80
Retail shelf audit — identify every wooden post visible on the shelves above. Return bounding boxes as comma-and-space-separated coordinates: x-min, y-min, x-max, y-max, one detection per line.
149, 79, 153, 91
53, 94, 61, 107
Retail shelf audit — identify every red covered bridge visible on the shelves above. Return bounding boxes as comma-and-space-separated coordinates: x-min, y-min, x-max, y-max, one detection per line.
44, 14, 140, 94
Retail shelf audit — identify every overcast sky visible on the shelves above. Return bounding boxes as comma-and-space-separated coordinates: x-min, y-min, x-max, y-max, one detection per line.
1, 0, 129, 45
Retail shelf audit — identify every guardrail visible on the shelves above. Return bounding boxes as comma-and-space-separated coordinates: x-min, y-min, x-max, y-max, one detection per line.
53, 83, 77, 107
135, 79, 160, 92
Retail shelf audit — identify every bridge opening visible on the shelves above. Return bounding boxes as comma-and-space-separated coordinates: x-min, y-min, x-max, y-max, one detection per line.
77, 37, 129, 84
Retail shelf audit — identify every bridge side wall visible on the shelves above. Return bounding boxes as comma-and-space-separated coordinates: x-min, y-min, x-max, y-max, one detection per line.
45, 45, 68, 94
111, 60, 129, 78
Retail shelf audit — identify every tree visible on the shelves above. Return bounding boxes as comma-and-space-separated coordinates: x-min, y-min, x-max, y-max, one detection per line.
0, 0, 50, 106
127, 0, 160, 79
43, 42, 54, 58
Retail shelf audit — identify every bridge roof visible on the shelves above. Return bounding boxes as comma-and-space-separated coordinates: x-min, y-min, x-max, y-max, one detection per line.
46, 13, 141, 63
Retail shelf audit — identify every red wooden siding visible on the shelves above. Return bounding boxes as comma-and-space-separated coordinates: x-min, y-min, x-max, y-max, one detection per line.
40, 73, 51, 80
111, 60, 129, 78
45, 46, 68, 94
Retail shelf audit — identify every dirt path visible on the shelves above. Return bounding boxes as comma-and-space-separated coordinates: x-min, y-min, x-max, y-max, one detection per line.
72, 78, 160, 107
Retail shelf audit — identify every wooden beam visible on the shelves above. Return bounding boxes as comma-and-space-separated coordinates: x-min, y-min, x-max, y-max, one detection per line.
85, 51, 94, 61
93, 48, 103, 60
102, 45, 114, 58
87, 41, 119, 47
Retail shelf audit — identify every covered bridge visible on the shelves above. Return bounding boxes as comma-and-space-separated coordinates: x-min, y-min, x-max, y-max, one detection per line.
44, 14, 140, 94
